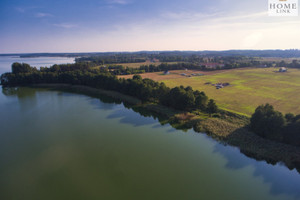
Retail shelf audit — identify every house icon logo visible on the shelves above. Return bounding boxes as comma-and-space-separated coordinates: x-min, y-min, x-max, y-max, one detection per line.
268, 0, 299, 16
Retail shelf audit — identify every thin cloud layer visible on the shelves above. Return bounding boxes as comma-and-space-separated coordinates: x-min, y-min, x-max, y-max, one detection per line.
1, 0, 300, 53
53, 23, 78, 29
35, 12, 53, 18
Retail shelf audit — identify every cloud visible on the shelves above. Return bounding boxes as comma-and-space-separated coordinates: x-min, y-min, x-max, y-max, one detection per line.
35, 12, 53, 18
242, 32, 264, 48
106, 0, 132, 5
15, 6, 37, 13
53, 23, 78, 29
15, 7, 26, 13
213, 11, 268, 23
162, 11, 222, 21
161, 10, 268, 24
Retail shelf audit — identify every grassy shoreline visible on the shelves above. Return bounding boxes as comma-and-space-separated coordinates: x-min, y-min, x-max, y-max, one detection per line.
30, 84, 300, 173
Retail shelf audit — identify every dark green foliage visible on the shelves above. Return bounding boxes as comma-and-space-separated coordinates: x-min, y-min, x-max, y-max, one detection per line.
250, 104, 285, 141
132, 74, 142, 80
285, 113, 295, 122
250, 104, 300, 146
283, 119, 300, 146
163, 86, 196, 110
194, 91, 208, 111
1, 62, 211, 114
12, 62, 36, 74
207, 99, 218, 115
76, 54, 146, 65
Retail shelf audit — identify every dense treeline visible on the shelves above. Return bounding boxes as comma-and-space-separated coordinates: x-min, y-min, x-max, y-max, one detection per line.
106, 61, 254, 75
250, 104, 300, 146
1, 62, 217, 113
77, 54, 259, 70
76, 54, 146, 65
277, 60, 300, 69
10, 61, 248, 76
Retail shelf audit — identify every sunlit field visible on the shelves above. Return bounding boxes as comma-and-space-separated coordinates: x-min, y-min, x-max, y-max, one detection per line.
160, 67, 300, 116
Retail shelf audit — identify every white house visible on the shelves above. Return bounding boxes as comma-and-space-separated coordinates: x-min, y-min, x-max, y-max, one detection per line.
279, 67, 287, 72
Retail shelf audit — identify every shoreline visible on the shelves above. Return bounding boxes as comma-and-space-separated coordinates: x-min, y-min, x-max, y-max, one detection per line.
21, 84, 300, 173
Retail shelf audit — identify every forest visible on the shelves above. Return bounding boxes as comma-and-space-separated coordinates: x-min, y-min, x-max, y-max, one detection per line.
1, 62, 216, 114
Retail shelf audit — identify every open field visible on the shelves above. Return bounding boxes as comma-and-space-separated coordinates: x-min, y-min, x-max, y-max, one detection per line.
119, 69, 233, 81
162, 67, 300, 116
115, 61, 161, 68
121, 67, 300, 116
109, 61, 180, 68
92, 61, 181, 69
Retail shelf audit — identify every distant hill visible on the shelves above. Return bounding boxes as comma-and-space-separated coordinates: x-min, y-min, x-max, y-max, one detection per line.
1, 49, 300, 58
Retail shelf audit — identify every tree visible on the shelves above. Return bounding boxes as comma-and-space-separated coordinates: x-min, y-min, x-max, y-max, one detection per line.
283, 119, 300, 146
132, 74, 142, 81
285, 113, 295, 122
195, 94, 208, 111
207, 99, 218, 115
12, 62, 34, 74
182, 90, 195, 110
250, 104, 285, 140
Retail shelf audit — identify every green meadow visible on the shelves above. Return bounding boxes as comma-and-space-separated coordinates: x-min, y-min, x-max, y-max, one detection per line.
162, 68, 300, 116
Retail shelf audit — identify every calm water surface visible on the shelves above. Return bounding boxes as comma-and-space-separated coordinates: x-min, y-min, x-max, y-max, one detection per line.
0, 56, 75, 74
0, 87, 299, 200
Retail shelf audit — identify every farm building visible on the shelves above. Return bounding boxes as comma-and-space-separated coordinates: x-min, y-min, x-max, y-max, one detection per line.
279, 67, 287, 72
164, 70, 170, 75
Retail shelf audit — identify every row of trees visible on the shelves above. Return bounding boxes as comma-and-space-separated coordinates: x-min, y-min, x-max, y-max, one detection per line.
73, 50, 300, 65
108, 62, 253, 75
1, 62, 218, 114
26, 60, 253, 77
250, 104, 300, 146
76, 55, 146, 65
277, 60, 300, 69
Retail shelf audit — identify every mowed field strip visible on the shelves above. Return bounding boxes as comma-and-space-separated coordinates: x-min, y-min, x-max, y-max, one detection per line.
120, 67, 300, 116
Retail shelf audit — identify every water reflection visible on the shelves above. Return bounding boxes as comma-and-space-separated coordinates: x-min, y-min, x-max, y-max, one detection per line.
213, 144, 300, 199
77, 88, 300, 199
107, 108, 158, 127
2, 87, 37, 112
2, 87, 300, 199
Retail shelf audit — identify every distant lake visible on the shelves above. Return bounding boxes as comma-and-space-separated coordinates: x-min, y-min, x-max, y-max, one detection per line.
0, 87, 300, 200
0, 56, 75, 74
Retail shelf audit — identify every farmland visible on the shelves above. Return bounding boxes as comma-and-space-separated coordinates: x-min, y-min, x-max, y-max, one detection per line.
119, 69, 231, 81
96, 61, 182, 69
123, 67, 300, 116
114, 61, 161, 68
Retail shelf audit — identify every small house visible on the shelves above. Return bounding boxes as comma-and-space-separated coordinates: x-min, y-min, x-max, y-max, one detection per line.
279, 67, 287, 72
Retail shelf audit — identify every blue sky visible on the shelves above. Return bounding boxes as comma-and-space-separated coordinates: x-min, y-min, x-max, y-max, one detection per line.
1, 0, 300, 53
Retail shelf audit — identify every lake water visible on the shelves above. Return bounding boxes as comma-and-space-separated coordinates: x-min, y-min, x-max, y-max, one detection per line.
0, 87, 299, 200
0, 56, 75, 75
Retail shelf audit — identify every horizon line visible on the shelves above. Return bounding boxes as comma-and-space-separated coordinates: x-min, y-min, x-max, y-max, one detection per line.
1, 49, 300, 55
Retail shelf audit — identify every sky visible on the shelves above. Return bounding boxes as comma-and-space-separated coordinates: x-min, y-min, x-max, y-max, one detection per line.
1, 0, 300, 53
